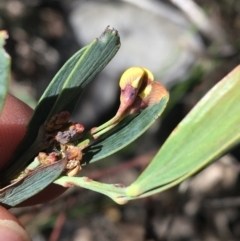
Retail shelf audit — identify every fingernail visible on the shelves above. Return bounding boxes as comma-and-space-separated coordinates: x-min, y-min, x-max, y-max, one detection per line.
0, 219, 31, 241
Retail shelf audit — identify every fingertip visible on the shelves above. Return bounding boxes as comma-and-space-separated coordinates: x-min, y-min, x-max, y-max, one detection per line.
0, 205, 31, 241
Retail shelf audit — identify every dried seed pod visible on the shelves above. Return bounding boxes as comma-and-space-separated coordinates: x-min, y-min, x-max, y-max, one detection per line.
37, 152, 60, 166
66, 146, 82, 161
65, 159, 79, 170
66, 164, 81, 177
56, 111, 71, 125
69, 123, 85, 134
55, 129, 77, 144
45, 111, 71, 132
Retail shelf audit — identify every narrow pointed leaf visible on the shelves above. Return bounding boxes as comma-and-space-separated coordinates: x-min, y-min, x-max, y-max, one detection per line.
0, 31, 10, 114
125, 65, 240, 198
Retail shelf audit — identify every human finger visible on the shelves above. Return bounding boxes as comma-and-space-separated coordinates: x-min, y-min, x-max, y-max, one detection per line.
0, 205, 31, 241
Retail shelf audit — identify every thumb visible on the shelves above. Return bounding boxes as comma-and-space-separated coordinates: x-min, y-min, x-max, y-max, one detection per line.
0, 94, 33, 169
0, 205, 31, 241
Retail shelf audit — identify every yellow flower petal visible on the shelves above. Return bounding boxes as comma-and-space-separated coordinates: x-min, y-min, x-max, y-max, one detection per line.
119, 67, 145, 89
139, 84, 152, 100
138, 68, 154, 94
143, 68, 154, 81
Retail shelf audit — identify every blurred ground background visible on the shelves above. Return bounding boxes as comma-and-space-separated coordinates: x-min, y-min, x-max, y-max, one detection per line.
1, 0, 240, 240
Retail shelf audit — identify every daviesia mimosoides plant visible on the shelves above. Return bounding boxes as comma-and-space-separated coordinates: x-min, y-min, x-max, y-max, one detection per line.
1, 27, 240, 208
0, 27, 169, 207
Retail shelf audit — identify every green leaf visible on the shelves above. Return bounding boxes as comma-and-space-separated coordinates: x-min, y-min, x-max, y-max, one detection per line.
0, 158, 67, 208
1, 27, 120, 182
0, 31, 10, 114
126, 65, 240, 198
82, 96, 169, 164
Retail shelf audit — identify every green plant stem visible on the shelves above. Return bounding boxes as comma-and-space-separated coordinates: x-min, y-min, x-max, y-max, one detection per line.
54, 176, 129, 204
91, 116, 119, 135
